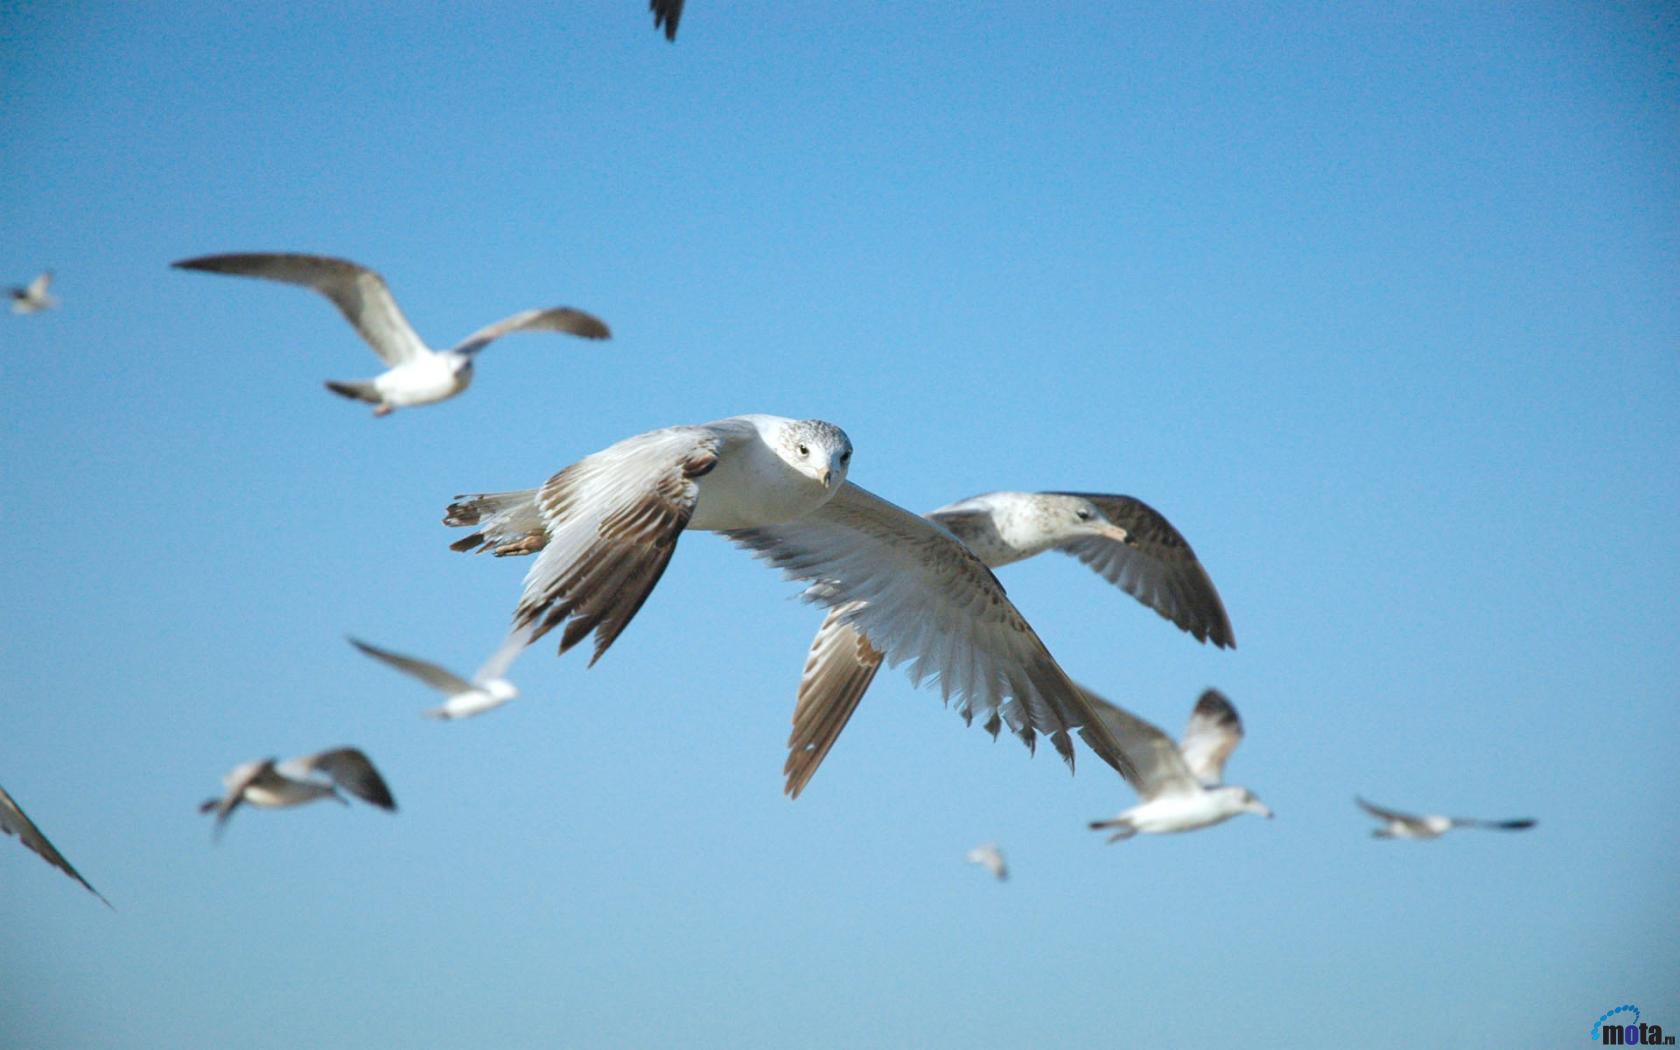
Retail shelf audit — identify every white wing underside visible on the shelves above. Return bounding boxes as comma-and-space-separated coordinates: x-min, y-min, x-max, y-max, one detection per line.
727, 483, 1134, 780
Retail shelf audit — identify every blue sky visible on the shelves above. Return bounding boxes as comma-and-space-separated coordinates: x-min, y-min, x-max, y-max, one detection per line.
2, 3, 1676, 1047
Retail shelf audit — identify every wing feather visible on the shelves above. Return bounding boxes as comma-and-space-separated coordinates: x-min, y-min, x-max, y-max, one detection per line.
349, 637, 476, 694
294, 748, 397, 810
0, 783, 109, 906
1050, 493, 1236, 648
783, 604, 886, 798
727, 483, 1136, 782
1178, 688, 1244, 785
450, 306, 612, 356
1076, 685, 1201, 799
172, 252, 429, 365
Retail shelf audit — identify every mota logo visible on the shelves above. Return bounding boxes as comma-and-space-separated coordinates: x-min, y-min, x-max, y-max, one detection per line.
1595, 1005, 1675, 1046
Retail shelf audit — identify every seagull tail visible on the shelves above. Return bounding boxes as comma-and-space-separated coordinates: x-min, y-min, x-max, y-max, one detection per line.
1088, 818, 1138, 844
324, 379, 381, 404
443, 488, 547, 555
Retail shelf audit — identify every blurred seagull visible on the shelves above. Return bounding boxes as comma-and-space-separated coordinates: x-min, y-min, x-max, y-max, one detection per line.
783, 491, 1234, 798
651, 0, 684, 39
1356, 797, 1536, 840
200, 747, 396, 839
9, 270, 58, 314
964, 843, 1008, 881
1087, 688, 1271, 842
444, 415, 1136, 781
171, 252, 611, 415
349, 633, 524, 720
0, 782, 109, 906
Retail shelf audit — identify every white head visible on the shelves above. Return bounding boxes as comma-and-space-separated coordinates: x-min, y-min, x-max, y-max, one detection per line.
1216, 785, 1273, 820
775, 419, 853, 491
484, 678, 519, 702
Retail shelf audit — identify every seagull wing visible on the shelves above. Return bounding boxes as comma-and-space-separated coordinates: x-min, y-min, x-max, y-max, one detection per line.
1355, 796, 1420, 825
449, 307, 612, 357
0, 783, 109, 906
725, 482, 1136, 782
348, 637, 475, 694
1076, 684, 1202, 799
651, 0, 684, 39
783, 603, 886, 798
27, 271, 53, 297
1048, 493, 1235, 648
203, 759, 272, 839
471, 626, 531, 684
288, 748, 397, 810
509, 425, 729, 665
1450, 815, 1537, 832
1178, 688, 1244, 786
171, 252, 429, 366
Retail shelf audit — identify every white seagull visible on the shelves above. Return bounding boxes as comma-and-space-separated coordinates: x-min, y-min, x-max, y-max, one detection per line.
443, 414, 1136, 781
964, 843, 1008, 881
1, 782, 109, 906
783, 490, 1234, 797
9, 270, 58, 314
1356, 797, 1536, 840
349, 633, 524, 720
1087, 688, 1271, 842
200, 747, 396, 839
171, 252, 611, 415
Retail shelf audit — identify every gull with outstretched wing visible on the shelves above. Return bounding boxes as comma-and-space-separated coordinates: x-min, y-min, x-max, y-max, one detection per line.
201, 747, 396, 839
1356, 797, 1535, 840
172, 252, 609, 415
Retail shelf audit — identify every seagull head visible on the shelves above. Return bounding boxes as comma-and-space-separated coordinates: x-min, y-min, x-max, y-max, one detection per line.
1055, 496, 1132, 543
779, 419, 852, 490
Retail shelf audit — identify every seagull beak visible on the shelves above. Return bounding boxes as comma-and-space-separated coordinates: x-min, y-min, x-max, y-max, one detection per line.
819, 467, 833, 487
1095, 523, 1131, 543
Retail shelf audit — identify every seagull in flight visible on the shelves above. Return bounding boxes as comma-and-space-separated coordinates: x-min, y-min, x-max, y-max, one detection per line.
9, 271, 58, 314
1356, 797, 1536, 840
443, 414, 1136, 782
1, 782, 109, 906
1087, 688, 1271, 842
964, 843, 1008, 881
172, 252, 611, 415
650, 0, 684, 39
783, 490, 1234, 798
200, 747, 396, 839
349, 633, 524, 720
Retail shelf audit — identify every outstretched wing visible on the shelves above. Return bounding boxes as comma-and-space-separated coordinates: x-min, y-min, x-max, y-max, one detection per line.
349, 637, 476, 694
783, 603, 886, 798
27, 271, 53, 297
290, 748, 397, 810
1076, 684, 1201, 799
0, 783, 110, 906
172, 252, 429, 366
1355, 796, 1419, 824
726, 483, 1136, 782
450, 307, 611, 356
1049, 493, 1235, 648
509, 425, 727, 665
1178, 688, 1244, 786
1451, 815, 1537, 832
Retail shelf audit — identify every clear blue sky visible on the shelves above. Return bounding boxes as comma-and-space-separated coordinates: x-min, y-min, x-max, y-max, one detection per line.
2, 4, 1676, 1047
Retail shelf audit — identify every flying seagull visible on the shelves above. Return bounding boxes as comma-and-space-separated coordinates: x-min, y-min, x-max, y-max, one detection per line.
200, 747, 396, 839
171, 252, 611, 415
9, 270, 58, 314
349, 633, 524, 720
1356, 797, 1536, 840
651, 0, 684, 39
0, 782, 110, 906
783, 490, 1234, 797
443, 415, 1136, 782
964, 843, 1008, 881
1086, 688, 1271, 842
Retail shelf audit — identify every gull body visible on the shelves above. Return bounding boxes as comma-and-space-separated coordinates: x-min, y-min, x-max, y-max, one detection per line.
1087, 688, 1271, 842
171, 252, 610, 415
201, 748, 396, 838
1356, 797, 1536, 840
443, 416, 1138, 782
965, 843, 1008, 881
9, 271, 57, 314
0, 782, 109, 906
349, 635, 523, 720
783, 490, 1234, 797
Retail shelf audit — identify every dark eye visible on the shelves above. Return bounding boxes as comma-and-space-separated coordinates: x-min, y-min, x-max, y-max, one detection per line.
840, 451, 851, 464
797, 443, 810, 457
1077, 508, 1094, 522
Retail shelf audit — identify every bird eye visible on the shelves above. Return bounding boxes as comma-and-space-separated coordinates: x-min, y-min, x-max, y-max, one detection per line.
1077, 508, 1094, 521
797, 443, 810, 457
840, 451, 851, 464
